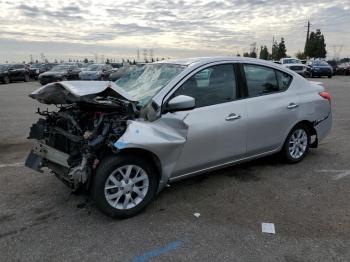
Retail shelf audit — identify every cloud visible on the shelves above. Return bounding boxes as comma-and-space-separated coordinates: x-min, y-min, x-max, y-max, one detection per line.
110, 22, 164, 35
0, 0, 348, 62
17, 3, 84, 20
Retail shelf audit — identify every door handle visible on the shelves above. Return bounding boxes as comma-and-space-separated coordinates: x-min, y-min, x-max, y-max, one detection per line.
287, 103, 299, 109
225, 113, 241, 121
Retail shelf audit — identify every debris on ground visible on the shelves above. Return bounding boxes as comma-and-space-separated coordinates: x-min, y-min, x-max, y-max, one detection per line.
193, 213, 200, 218
261, 223, 275, 234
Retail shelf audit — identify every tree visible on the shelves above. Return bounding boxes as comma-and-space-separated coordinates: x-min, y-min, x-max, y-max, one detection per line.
277, 38, 287, 59
304, 29, 327, 58
83, 58, 88, 63
271, 41, 279, 60
295, 51, 306, 60
249, 51, 257, 58
271, 38, 287, 60
259, 45, 269, 60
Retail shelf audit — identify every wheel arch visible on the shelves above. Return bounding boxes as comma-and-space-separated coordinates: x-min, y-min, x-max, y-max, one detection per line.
285, 120, 317, 148
116, 148, 162, 189
296, 120, 317, 136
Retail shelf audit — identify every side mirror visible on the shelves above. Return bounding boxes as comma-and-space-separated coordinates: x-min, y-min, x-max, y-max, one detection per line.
167, 95, 195, 112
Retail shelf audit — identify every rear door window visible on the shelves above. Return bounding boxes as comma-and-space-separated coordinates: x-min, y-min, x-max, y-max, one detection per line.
243, 64, 292, 97
275, 70, 292, 91
243, 64, 279, 97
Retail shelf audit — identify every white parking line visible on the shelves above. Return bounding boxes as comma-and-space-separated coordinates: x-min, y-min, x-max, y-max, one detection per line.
317, 169, 350, 180
0, 162, 24, 168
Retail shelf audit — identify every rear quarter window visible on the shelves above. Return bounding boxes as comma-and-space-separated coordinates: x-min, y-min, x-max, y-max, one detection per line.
275, 70, 292, 91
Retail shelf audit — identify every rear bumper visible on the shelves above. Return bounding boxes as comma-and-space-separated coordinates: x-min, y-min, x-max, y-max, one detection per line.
314, 111, 332, 141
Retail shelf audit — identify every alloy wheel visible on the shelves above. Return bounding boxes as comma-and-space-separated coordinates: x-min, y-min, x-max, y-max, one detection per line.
104, 165, 149, 210
288, 129, 308, 159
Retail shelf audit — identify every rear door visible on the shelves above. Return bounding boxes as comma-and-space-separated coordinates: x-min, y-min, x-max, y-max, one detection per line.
169, 63, 247, 176
241, 64, 299, 155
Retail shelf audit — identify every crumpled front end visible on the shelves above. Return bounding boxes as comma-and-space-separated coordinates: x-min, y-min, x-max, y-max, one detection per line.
25, 81, 136, 191
25, 81, 190, 193
113, 112, 189, 191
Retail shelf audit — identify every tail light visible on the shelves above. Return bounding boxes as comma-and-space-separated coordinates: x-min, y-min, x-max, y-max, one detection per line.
319, 91, 331, 103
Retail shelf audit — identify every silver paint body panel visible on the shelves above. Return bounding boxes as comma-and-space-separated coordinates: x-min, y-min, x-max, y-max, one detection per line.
114, 57, 332, 191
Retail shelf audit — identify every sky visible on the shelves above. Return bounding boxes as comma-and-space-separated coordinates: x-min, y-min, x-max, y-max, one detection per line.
0, 0, 349, 63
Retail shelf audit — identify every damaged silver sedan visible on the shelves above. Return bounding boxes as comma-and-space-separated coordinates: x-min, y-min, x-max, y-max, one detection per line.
25, 57, 332, 218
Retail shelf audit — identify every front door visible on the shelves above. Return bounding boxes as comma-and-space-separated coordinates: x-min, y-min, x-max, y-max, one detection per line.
170, 63, 247, 176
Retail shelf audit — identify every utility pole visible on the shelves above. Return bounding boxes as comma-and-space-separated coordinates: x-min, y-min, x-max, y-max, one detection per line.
304, 21, 310, 53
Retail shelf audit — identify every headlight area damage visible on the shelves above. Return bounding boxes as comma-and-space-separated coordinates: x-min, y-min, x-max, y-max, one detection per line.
25, 81, 138, 192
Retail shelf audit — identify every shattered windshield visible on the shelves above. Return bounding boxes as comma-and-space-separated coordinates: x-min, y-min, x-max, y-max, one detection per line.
115, 63, 185, 106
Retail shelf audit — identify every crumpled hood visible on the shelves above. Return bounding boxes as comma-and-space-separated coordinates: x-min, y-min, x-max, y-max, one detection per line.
29, 80, 137, 104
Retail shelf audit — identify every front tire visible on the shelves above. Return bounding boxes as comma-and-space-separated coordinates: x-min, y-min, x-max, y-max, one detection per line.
92, 155, 158, 218
282, 124, 310, 163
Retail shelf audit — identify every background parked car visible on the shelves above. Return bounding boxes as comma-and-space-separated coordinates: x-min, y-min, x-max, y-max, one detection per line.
306, 60, 333, 78
326, 60, 337, 75
38, 64, 81, 85
79, 64, 113, 80
336, 62, 350, 75
29, 63, 55, 79
0, 64, 30, 84
280, 58, 307, 76
110, 62, 123, 69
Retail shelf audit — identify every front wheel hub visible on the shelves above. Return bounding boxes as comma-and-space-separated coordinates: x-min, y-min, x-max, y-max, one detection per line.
104, 165, 149, 210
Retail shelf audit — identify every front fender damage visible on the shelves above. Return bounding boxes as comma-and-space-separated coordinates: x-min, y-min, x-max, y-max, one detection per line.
114, 112, 189, 191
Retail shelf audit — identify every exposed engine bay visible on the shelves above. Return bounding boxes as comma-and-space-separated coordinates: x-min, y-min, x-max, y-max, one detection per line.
25, 81, 138, 191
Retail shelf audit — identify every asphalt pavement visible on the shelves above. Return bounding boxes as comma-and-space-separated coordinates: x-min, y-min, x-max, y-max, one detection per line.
0, 77, 349, 262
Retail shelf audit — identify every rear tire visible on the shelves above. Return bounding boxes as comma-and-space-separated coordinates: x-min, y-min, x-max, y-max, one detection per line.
328, 75, 332, 78
92, 155, 158, 218
282, 124, 310, 163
